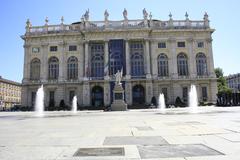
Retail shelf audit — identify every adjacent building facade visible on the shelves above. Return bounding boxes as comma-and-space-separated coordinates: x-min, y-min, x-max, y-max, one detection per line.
21, 9, 217, 109
226, 73, 240, 93
0, 76, 21, 110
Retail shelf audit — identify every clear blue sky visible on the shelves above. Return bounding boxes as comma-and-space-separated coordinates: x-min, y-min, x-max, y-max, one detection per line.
0, 0, 239, 82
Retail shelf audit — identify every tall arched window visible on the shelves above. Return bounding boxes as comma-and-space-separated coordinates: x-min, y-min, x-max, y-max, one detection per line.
130, 42, 144, 77
131, 52, 144, 77
196, 52, 207, 76
91, 43, 104, 78
48, 57, 59, 80
67, 56, 78, 79
157, 53, 168, 77
177, 53, 188, 76
109, 52, 122, 75
30, 58, 40, 80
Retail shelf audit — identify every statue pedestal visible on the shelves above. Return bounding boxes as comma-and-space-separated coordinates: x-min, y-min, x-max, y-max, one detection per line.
111, 83, 127, 111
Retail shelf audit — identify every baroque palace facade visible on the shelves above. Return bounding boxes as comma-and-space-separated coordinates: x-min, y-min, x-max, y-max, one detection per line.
21, 9, 217, 109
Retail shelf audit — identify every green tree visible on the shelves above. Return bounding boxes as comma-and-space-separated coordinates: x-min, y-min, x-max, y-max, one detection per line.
214, 67, 223, 78
214, 68, 232, 94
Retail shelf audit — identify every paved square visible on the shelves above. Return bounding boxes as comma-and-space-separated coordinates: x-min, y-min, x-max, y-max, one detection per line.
0, 107, 240, 160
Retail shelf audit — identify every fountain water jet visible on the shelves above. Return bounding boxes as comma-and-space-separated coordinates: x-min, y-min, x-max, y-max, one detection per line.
189, 84, 198, 113
72, 96, 77, 113
158, 93, 166, 113
35, 85, 44, 117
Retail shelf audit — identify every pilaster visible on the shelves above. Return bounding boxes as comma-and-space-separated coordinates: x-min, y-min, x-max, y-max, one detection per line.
104, 40, 110, 80
125, 39, 131, 79
23, 44, 30, 83
82, 82, 90, 106
145, 81, 153, 104
150, 40, 158, 78
84, 41, 89, 80
40, 42, 48, 82
168, 38, 177, 78
58, 41, 66, 81
78, 41, 84, 80
125, 81, 132, 105
104, 82, 111, 106
206, 38, 215, 78
187, 38, 196, 78
144, 39, 151, 79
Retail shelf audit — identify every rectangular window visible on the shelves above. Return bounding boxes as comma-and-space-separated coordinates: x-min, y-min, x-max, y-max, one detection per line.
50, 46, 58, 52
158, 42, 166, 48
69, 45, 77, 51
69, 91, 75, 102
177, 42, 185, 48
32, 47, 40, 53
197, 42, 204, 48
182, 87, 188, 102
202, 87, 208, 101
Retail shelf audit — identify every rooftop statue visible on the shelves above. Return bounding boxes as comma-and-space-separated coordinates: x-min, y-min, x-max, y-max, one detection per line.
104, 10, 109, 21
143, 8, 148, 20
123, 8, 128, 20
84, 9, 90, 21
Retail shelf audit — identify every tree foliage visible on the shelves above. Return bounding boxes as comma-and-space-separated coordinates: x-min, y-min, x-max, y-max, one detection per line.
214, 68, 232, 94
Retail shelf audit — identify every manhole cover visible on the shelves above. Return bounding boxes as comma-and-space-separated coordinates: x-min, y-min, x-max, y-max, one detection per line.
135, 126, 153, 131
73, 147, 125, 157
137, 144, 223, 159
104, 136, 168, 145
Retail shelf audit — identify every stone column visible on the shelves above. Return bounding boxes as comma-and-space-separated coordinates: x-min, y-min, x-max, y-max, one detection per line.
58, 41, 66, 81
150, 40, 158, 78
145, 39, 151, 79
125, 40, 131, 79
125, 81, 132, 105
207, 38, 215, 77
82, 82, 90, 106
168, 38, 177, 78
104, 82, 110, 106
84, 41, 89, 80
23, 44, 30, 83
104, 40, 110, 80
78, 42, 84, 80
187, 38, 196, 78
145, 81, 153, 104
40, 43, 48, 82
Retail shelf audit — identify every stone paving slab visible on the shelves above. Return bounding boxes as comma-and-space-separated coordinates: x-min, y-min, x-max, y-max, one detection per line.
103, 136, 169, 145
137, 144, 223, 159
73, 147, 125, 157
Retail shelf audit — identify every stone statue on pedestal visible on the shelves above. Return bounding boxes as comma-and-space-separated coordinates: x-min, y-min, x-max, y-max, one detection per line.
111, 69, 127, 111
115, 70, 122, 85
